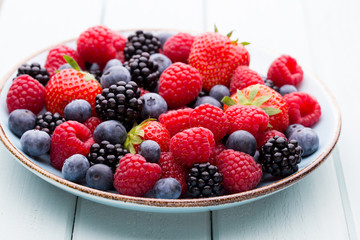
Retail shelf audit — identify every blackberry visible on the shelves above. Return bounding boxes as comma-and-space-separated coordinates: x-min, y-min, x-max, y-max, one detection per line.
187, 162, 223, 198
124, 52, 160, 91
35, 111, 66, 135
258, 136, 303, 177
94, 81, 144, 130
87, 140, 129, 172
264, 79, 280, 92
85, 62, 102, 82
124, 30, 161, 60
17, 62, 50, 86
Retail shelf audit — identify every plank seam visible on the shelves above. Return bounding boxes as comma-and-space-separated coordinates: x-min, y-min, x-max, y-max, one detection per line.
70, 197, 79, 240
210, 211, 213, 240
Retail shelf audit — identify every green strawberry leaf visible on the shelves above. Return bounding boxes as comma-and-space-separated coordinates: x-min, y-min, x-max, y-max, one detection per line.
214, 24, 219, 33
268, 123, 273, 128
132, 135, 143, 145
84, 72, 96, 81
252, 95, 272, 107
240, 41, 250, 46
247, 85, 259, 103
128, 144, 136, 154
226, 30, 234, 38
262, 107, 282, 116
236, 90, 248, 105
221, 96, 237, 106
63, 55, 80, 71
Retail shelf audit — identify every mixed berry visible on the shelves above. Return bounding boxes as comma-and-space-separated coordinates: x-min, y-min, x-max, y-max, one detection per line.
6, 25, 322, 199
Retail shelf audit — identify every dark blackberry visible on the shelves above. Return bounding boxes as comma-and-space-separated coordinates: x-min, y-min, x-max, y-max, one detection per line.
84, 62, 102, 82
124, 30, 161, 60
35, 111, 65, 135
264, 79, 280, 92
17, 62, 50, 86
187, 162, 223, 198
124, 52, 160, 91
87, 140, 129, 172
94, 81, 144, 130
259, 136, 303, 177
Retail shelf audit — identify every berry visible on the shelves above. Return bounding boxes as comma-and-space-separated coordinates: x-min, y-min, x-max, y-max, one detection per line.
85, 63, 102, 82
288, 127, 319, 157
140, 93, 168, 120
229, 66, 264, 94
62, 154, 90, 182
50, 121, 94, 170
45, 45, 80, 77
152, 178, 182, 199
187, 162, 223, 198
264, 79, 280, 92
284, 92, 321, 127
104, 59, 123, 72
258, 136, 303, 177
217, 149, 262, 193
113, 154, 161, 197
257, 130, 287, 148
86, 164, 114, 191
57, 63, 72, 71
93, 120, 127, 145
100, 65, 131, 89
64, 99, 92, 123
113, 32, 127, 62
285, 124, 305, 138
208, 142, 226, 166
83, 117, 102, 134
158, 108, 192, 137
139, 140, 161, 163
189, 104, 228, 142
279, 84, 297, 96
157, 32, 174, 49
194, 96, 222, 108
149, 53, 172, 74
20, 130, 51, 156
8, 109, 36, 138
267, 55, 303, 87
209, 85, 230, 103
226, 130, 257, 156
17, 62, 50, 86
124, 30, 161, 60
87, 140, 129, 172
170, 127, 215, 168
7, 75, 45, 115
163, 32, 195, 63
158, 62, 202, 109
189, 32, 250, 91
35, 111, 65, 136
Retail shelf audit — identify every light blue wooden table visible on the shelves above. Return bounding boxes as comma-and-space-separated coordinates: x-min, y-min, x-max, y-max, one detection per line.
0, 0, 359, 239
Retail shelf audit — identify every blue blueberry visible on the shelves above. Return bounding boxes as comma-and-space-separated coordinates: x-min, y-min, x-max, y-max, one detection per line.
104, 59, 123, 72
20, 130, 51, 156
100, 65, 131, 89
226, 130, 257, 156
141, 93, 168, 119
139, 140, 161, 163
289, 127, 319, 157
149, 53, 172, 74
58, 63, 72, 71
194, 96, 222, 108
157, 32, 174, 49
253, 150, 260, 163
279, 84, 298, 96
93, 120, 127, 144
153, 178, 181, 199
86, 164, 113, 191
64, 99, 92, 123
8, 109, 36, 137
285, 124, 305, 138
209, 85, 230, 103
62, 154, 90, 182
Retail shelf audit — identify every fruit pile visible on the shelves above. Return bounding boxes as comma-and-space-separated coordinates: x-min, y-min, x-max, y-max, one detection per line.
6, 25, 321, 199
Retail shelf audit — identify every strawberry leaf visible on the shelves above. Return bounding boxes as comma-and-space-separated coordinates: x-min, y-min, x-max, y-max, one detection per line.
253, 95, 272, 107
214, 25, 219, 33
221, 96, 237, 106
63, 55, 80, 71
262, 107, 281, 116
226, 30, 234, 38
236, 90, 248, 105
240, 41, 250, 46
248, 85, 259, 103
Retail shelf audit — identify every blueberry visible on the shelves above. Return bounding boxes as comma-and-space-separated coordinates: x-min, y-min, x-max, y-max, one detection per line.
139, 140, 161, 163
226, 130, 257, 156
285, 124, 305, 138
100, 65, 131, 89
20, 130, 51, 156
62, 154, 90, 182
8, 109, 36, 137
289, 127, 319, 157
149, 53, 172, 74
157, 32, 174, 49
64, 99, 92, 123
93, 120, 127, 144
209, 85, 230, 103
104, 59, 123, 72
253, 150, 260, 162
58, 63, 72, 71
153, 178, 181, 199
141, 93, 168, 119
88, 63, 100, 72
194, 96, 222, 108
279, 84, 298, 96
86, 164, 113, 191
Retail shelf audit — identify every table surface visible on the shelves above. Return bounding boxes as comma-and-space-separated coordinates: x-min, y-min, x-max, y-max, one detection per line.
0, 0, 359, 239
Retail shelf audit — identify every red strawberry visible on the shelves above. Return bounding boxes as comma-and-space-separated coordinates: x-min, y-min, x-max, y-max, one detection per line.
189, 31, 249, 91
267, 55, 303, 87
45, 45, 81, 77
257, 130, 287, 148
163, 32, 195, 63
158, 107, 192, 136
83, 116, 102, 134
229, 66, 264, 94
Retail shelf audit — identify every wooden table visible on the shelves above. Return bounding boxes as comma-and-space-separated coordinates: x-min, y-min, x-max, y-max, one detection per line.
0, 0, 358, 239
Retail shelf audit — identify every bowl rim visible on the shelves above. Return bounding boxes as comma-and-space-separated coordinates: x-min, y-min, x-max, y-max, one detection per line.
0, 29, 342, 208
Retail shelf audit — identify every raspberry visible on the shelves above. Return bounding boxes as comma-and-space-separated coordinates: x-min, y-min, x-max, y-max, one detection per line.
189, 104, 228, 142
158, 108, 192, 136
158, 62, 202, 109
45, 45, 80, 77
267, 55, 303, 87
225, 105, 269, 139
170, 127, 215, 168
257, 130, 287, 148
217, 149, 262, 193
113, 32, 127, 63
6, 75, 45, 114
284, 92, 321, 127
113, 153, 161, 197
158, 152, 187, 195
208, 142, 226, 166
163, 32, 195, 63
50, 121, 94, 170
229, 66, 264, 94
83, 116, 102, 134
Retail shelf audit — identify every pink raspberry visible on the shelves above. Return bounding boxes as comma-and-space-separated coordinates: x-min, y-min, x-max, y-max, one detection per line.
163, 32, 195, 63
267, 55, 303, 87
158, 108, 192, 136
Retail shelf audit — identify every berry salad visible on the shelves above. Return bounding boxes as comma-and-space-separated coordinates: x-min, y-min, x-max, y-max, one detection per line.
5, 25, 322, 200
